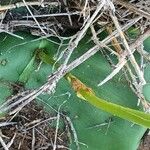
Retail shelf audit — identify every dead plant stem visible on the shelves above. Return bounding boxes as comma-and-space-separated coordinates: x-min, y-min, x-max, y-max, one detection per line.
0, 1, 58, 11
114, 0, 150, 20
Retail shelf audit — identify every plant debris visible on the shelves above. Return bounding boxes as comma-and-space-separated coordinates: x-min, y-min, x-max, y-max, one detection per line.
0, 101, 69, 150
138, 130, 150, 150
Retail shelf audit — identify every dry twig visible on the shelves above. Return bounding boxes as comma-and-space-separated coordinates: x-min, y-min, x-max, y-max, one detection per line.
114, 0, 150, 20
0, 1, 58, 11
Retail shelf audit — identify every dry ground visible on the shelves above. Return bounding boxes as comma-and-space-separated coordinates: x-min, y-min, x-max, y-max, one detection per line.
0, 101, 69, 150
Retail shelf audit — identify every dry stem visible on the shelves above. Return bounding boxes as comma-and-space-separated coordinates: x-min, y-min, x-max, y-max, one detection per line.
115, 0, 150, 20
0, 1, 58, 11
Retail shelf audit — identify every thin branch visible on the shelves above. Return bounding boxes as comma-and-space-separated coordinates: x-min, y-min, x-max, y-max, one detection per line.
114, 0, 150, 20
22, 12, 81, 18
0, 134, 9, 150
0, 29, 24, 39
52, 101, 67, 150
98, 28, 150, 86
137, 46, 150, 62
110, 11, 146, 86
65, 116, 80, 150
53, 107, 60, 150
31, 128, 35, 150
22, 0, 47, 35
100, 16, 142, 45
57, 0, 105, 71
23, 118, 56, 133
0, 1, 58, 11
0, 121, 16, 127
7, 133, 16, 148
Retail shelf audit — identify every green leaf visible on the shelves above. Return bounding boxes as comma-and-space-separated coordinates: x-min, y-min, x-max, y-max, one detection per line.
126, 27, 141, 39
0, 32, 148, 150
81, 90, 150, 128
143, 83, 150, 102
18, 55, 35, 83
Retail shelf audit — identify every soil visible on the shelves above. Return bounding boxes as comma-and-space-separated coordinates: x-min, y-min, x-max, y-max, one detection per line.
138, 134, 150, 150
0, 101, 69, 150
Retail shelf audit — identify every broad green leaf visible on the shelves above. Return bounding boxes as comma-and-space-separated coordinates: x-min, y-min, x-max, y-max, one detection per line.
18, 55, 35, 83
0, 32, 150, 150
143, 83, 150, 102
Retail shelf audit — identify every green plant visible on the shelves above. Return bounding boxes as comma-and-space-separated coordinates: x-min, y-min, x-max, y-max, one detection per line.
0, 31, 150, 150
